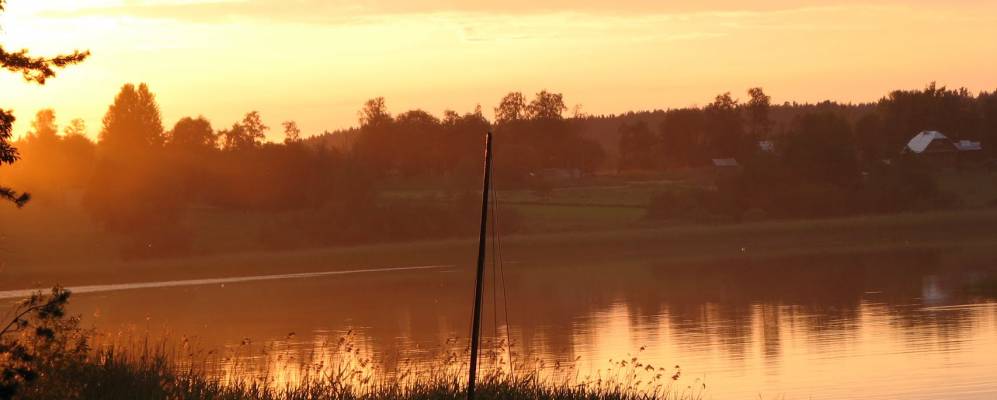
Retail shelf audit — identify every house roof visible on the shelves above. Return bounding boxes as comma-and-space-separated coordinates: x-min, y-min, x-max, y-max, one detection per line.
905, 130, 955, 154
955, 140, 983, 151
712, 158, 739, 167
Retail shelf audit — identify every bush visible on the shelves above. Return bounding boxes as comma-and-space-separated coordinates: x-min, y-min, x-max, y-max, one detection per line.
863, 160, 957, 213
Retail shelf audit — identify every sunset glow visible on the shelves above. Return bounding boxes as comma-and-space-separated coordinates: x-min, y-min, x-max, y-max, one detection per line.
3, 0, 997, 139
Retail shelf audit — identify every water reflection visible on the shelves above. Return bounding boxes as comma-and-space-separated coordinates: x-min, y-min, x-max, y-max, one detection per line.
69, 246, 997, 399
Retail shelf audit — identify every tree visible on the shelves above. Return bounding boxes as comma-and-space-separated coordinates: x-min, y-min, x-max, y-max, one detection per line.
86, 84, 188, 258
745, 87, 772, 138
393, 109, 442, 175
221, 111, 268, 150
878, 82, 980, 151
62, 118, 87, 138
58, 129, 96, 191
167, 116, 216, 151
659, 108, 707, 168
783, 112, 860, 187
25, 109, 58, 144
99, 83, 165, 153
979, 90, 997, 157
704, 92, 744, 158
13, 110, 62, 196
358, 97, 391, 128
853, 113, 885, 164
526, 90, 567, 120
618, 121, 657, 170
440, 107, 490, 182
1, 1, 89, 207
0, 286, 77, 400
494, 92, 526, 124
353, 98, 396, 174
282, 120, 302, 144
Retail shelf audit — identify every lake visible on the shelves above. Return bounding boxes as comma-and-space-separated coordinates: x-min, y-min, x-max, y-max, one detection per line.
9, 242, 997, 399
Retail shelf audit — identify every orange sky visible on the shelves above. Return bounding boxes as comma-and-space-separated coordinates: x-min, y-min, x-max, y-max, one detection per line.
2, 0, 997, 141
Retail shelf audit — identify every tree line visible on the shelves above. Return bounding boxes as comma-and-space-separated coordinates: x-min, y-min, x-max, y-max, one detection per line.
4, 85, 607, 257
619, 83, 997, 170
4, 80, 996, 257
628, 83, 997, 221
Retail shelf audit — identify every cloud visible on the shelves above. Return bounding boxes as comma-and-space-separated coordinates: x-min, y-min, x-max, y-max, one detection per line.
36, 0, 919, 24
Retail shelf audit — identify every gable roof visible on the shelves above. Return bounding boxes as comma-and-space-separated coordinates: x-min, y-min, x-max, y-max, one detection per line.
905, 131, 956, 154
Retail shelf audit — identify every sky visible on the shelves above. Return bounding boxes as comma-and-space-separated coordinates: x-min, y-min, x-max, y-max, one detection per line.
2, 0, 997, 141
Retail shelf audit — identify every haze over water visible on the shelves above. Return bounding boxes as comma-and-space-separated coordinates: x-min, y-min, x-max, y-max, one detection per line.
46, 245, 997, 399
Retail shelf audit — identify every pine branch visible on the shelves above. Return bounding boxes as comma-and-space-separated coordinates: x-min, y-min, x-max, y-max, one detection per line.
0, 46, 90, 84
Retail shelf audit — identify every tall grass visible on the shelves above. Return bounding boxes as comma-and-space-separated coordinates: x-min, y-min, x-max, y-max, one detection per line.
15, 327, 702, 400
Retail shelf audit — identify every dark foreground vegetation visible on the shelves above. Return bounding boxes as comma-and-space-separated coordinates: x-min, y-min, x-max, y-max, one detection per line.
0, 289, 698, 400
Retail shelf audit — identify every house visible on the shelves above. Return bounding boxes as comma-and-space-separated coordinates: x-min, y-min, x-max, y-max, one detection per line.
954, 140, 982, 152
903, 130, 957, 155
711, 158, 740, 178
902, 130, 958, 167
954, 140, 985, 168
711, 158, 739, 168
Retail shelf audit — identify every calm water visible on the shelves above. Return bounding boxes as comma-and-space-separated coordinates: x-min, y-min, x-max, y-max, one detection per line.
15, 245, 997, 399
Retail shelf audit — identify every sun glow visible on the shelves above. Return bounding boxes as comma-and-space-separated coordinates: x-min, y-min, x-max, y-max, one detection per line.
2, 1, 997, 139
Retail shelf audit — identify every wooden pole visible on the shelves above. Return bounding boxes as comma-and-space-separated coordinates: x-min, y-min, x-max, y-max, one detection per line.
467, 131, 493, 400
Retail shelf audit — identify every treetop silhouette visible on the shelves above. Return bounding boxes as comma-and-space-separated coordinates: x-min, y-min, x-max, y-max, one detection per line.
1, 0, 89, 207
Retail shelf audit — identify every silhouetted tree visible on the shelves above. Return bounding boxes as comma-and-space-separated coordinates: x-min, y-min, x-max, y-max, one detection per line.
526, 90, 567, 120
6, 111, 96, 201
745, 87, 772, 139
878, 82, 980, 150
167, 116, 216, 151
659, 108, 707, 168
11, 110, 61, 197
853, 113, 885, 163
0, 286, 75, 400
393, 109, 442, 176
25, 109, 58, 144
494, 92, 527, 124
440, 107, 489, 185
86, 84, 189, 258
979, 90, 997, 157
221, 111, 268, 150
1, 1, 88, 207
282, 120, 302, 145
98, 83, 165, 153
62, 118, 86, 138
618, 121, 657, 170
353, 98, 396, 175
783, 112, 860, 187
58, 129, 96, 191
358, 97, 391, 127
704, 92, 744, 158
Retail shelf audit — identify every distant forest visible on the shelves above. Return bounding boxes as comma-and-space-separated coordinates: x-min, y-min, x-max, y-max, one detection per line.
2, 82, 996, 257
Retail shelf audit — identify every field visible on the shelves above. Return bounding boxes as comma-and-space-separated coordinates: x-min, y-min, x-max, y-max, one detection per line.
4, 203, 997, 292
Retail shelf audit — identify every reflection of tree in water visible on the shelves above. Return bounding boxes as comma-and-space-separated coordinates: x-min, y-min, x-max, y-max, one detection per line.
72, 246, 997, 380
499, 247, 997, 366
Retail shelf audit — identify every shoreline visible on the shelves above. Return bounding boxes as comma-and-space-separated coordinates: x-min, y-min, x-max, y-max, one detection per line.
5, 208, 997, 291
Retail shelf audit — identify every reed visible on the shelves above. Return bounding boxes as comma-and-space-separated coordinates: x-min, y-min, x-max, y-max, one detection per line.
15, 328, 702, 400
